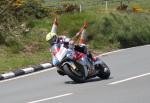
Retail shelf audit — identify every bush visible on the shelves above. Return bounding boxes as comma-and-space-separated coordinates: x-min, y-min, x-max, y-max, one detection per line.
48, 3, 80, 16
100, 17, 113, 36
117, 31, 150, 48
0, 33, 6, 45
13, 0, 49, 19
5, 36, 23, 53
59, 12, 150, 49
0, 0, 49, 54
63, 3, 79, 13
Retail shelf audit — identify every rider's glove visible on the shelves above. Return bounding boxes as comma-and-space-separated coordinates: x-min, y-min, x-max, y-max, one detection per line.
69, 40, 74, 44
76, 32, 81, 37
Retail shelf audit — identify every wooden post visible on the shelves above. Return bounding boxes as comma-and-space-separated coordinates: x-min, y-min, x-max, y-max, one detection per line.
105, 0, 108, 12
80, 4, 82, 12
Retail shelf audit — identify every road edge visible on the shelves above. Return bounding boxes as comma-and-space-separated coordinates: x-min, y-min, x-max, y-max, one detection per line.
0, 63, 52, 80
1, 44, 150, 81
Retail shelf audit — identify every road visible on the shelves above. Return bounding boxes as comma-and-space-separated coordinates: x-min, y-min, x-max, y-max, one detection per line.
0, 45, 150, 103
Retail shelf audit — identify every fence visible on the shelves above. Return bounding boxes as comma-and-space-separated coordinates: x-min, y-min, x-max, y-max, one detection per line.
44, 0, 150, 13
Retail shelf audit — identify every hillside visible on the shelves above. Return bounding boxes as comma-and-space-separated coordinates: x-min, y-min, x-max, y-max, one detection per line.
0, 0, 150, 73
44, 0, 150, 9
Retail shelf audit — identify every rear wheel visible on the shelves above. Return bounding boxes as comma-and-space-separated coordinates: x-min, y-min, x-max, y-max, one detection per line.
63, 64, 86, 83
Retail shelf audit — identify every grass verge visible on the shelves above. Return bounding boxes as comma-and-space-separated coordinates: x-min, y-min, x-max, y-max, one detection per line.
0, 50, 51, 73
0, 11, 150, 73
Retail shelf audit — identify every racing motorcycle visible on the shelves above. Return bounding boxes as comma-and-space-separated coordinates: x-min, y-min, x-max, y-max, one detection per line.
51, 42, 110, 83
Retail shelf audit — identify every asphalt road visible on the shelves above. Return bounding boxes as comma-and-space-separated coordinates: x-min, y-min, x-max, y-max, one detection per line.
0, 45, 150, 103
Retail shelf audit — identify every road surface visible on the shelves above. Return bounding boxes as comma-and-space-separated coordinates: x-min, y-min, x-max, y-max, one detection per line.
0, 45, 150, 103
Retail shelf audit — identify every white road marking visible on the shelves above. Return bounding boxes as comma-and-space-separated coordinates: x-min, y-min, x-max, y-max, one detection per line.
108, 72, 150, 85
0, 68, 55, 84
100, 44, 150, 57
99, 49, 125, 56
28, 93, 73, 103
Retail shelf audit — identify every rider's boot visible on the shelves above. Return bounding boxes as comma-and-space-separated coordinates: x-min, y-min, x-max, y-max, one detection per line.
87, 52, 97, 63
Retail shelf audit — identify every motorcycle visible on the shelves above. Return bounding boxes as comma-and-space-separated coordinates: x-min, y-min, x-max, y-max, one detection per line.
51, 42, 110, 83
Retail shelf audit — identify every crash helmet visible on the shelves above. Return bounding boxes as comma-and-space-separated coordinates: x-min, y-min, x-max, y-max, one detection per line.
46, 32, 57, 41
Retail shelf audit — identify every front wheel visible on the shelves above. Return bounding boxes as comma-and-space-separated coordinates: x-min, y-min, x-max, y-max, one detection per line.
63, 64, 86, 83
96, 61, 110, 79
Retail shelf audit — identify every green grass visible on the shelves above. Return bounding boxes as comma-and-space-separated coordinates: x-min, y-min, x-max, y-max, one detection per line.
57, 11, 150, 48
0, 0, 150, 73
0, 51, 51, 73
0, 18, 52, 73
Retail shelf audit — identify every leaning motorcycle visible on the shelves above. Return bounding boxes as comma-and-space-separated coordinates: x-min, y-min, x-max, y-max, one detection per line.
51, 42, 110, 83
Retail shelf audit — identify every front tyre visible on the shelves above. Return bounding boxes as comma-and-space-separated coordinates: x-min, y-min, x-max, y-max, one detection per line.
97, 62, 110, 79
63, 64, 86, 83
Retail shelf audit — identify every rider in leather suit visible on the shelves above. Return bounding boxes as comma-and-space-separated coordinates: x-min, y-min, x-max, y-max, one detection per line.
46, 18, 95, 76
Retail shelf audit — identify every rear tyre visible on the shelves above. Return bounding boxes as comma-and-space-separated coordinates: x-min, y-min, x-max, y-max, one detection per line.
63, 64, 86, 83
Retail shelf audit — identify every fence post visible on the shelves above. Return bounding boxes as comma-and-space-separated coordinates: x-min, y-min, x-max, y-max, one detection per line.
105, 0, 108, 12
80, 4, 82, 12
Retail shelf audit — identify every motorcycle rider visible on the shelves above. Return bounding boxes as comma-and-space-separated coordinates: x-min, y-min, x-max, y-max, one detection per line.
46, 18, 95, 76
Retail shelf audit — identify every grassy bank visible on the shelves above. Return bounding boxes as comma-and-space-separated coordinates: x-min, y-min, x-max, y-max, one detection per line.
0, 0, 150, 73
58, 11, 150, 49
0, 50, 50, 73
